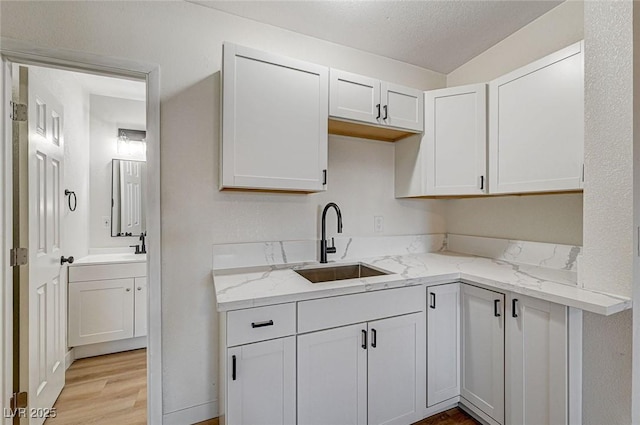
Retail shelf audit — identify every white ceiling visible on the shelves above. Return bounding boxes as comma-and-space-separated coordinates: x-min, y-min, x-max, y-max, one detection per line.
189, 0, 563, 74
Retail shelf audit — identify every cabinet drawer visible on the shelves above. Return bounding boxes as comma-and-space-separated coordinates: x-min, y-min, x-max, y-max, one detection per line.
227, 303, 296, 346
298, 286, 423, 333
68, 262, 146, 282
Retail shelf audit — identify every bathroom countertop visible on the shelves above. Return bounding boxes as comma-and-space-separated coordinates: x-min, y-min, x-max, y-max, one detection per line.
212, 251, 631, 315
72, 253, 147, 266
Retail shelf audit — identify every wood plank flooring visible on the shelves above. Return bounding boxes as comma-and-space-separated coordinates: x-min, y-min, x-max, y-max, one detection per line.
47, 349, 477, 425
45, 349, 146, 425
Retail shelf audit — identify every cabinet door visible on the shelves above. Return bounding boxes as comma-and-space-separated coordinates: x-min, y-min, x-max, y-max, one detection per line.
222, 43, 328, 192
68, 278, 134, 346
425, 84, 487, 195
134, 277, 147, 338
368, 313, 425, 425
461, 284, 505, 425
330, 69, 381, 125
298, 324, 367, 425
427, 283, 460, 406
382, 82, 424, 132
489, 41, 584, 194
506, 294, 567, 425
227, 337, 296, 425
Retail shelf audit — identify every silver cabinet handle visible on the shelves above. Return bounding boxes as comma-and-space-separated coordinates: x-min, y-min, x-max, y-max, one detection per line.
137, 287, 142, 291
126, 288, 131, 292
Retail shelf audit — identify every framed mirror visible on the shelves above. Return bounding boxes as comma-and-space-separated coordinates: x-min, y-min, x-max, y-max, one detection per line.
111, 159, 146, 237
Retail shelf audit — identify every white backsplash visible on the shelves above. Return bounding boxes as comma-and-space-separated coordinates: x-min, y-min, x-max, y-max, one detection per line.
447, 234, 581, 272
212, 234, 447, 270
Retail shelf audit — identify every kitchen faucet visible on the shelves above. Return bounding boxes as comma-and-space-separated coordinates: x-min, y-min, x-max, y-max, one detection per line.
320, 202, 343, 263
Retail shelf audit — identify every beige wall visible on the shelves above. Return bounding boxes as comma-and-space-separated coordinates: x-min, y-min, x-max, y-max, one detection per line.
445, 1, 585, 246
0, 2, 445, 420
581, 1, 634, 423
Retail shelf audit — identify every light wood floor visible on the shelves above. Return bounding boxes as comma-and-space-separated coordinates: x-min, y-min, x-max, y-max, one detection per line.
47, 349, 476, 425
46, 349, 146, 425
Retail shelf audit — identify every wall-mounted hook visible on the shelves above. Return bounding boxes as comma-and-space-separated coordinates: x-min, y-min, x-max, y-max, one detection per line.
65, 189, 77, 212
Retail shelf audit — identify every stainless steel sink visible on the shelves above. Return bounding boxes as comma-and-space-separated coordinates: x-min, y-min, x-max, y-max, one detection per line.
295, 263, 390, 283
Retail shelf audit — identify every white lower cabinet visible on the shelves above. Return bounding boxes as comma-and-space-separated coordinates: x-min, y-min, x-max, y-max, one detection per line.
298, 313, 424, 425
68, 261, 147, 347
227, 337, 296, 425
68, 278, 135, 346
460, 284, 570, 425
297, 324, 367, 425
461, 284, 505, 425
427, 283, 460, 407
133, 277, 147, 338
506, 293, 567, 425
218, 283, 573, 425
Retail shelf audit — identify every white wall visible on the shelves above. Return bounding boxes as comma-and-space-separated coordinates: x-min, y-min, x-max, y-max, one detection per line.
445, 1, 585, 246
581, 2, 634, 423
0, 2, 446, 420
89, 94, 146, 250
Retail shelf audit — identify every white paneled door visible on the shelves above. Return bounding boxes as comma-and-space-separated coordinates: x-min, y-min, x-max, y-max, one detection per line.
23, 65, 66, 423
120, 160, 142, 236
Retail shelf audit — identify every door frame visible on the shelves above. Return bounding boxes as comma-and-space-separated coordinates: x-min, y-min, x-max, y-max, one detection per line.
0, 37, 162, 424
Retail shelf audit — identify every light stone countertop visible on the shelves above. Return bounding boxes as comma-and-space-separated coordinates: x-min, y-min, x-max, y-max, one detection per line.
72, 253, 147, 266
213, 251, 631, 315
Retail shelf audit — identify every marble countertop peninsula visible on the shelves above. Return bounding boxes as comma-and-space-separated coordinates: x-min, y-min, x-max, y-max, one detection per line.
213, 250, 631, 315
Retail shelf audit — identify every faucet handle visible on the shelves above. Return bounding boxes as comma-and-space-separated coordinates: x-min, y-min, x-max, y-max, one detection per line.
326, 237, 337, 254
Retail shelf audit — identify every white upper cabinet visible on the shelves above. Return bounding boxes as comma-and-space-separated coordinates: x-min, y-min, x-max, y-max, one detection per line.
489, 41, 584, 194
329, 69, 424, 133
330, 70, 381, 125
221, 43, 329, 192
424, 84, 487, 195
382, 82, 424, 132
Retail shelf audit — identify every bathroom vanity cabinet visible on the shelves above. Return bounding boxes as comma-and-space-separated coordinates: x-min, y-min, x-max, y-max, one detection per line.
68, 259, 147, 347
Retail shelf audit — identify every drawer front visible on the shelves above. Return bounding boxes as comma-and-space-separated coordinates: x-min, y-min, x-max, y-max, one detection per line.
298, 286, 424, 333
68, 262, 147, 282
227, 303, 296, 346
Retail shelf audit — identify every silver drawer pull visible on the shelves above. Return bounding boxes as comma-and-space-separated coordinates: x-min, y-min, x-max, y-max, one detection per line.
251, 320, 274, 328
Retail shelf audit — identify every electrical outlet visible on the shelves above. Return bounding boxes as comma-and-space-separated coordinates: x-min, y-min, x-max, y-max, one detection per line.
374, 216, 384, 233
102, 216, 110, 229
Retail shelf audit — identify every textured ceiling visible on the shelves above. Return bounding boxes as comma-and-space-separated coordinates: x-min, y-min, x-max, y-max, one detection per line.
188, 0, 562, 74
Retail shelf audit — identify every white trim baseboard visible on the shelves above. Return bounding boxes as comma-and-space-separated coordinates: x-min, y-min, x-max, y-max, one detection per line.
72, 337, 147, 359
162, 400, 218, 425
64, 349, 74, 370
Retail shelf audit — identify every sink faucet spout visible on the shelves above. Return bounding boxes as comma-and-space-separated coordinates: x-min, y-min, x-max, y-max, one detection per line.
320, 202, 343, 263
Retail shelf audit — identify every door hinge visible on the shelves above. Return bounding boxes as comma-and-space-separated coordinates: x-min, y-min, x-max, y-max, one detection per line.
10, 101, 27, 122
10, 392, 28, 410
9, 247, 28, 267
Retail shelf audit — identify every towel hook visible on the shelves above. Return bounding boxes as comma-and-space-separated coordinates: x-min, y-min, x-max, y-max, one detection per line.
64, 189, 77, 212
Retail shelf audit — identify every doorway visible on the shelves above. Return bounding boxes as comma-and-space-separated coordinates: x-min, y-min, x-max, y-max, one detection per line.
0, 44, 162, 423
